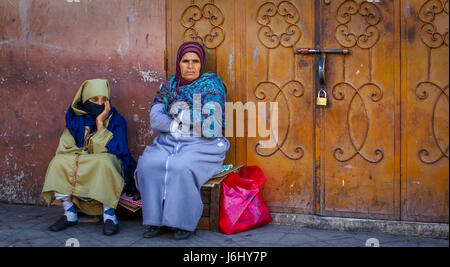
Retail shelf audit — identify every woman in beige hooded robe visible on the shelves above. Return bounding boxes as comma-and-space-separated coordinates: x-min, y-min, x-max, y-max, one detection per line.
42, 79, 138, 236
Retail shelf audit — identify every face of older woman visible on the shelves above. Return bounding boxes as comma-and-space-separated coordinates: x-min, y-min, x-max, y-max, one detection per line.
179, 52, 201, 81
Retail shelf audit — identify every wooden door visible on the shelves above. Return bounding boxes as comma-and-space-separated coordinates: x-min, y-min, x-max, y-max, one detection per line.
318, 0, 401, 220
401, 0, 449, 223
166, 0, 449, 223
243, 0, 316, 214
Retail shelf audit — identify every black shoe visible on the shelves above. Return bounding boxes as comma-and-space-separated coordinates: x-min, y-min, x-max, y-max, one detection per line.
49, 215, 78, 232
174, 229, 195, 240
143, 226, 168, 238
103, 219, 119, 236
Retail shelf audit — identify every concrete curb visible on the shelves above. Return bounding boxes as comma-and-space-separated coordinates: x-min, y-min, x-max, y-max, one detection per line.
270, 213, 449, 240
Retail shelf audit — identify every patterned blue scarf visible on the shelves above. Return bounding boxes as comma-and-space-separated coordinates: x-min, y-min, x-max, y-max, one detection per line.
153, 72, 226, 138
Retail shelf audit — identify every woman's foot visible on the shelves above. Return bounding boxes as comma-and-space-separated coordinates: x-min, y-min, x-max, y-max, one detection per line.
49, 215, 78, 232
103, 219, 119, 236
143, 226, 168, 238
174, 229, 195, 240
102, 205, 119, 236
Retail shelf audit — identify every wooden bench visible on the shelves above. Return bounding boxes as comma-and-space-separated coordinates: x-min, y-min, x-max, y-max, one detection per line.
197, 165, 244, 231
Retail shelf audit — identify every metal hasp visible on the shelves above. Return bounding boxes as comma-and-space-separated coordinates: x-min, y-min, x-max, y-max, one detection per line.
296, 48, 351, 107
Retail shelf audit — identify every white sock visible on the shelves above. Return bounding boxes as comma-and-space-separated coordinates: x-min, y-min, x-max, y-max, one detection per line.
62, 200, 78, 222
103, 204, 118, 225
55, 193, 78, 222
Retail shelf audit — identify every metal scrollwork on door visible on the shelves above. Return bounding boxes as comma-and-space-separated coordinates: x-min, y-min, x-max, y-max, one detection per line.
181, 0, 225, 49
418, 0, 449, 48
415, 82, 449, 164
254, 80, 305, 160
415, 0, 449, 164
253, 1, 305, 161
335, 0, 383, 49
331, 0, 385, 164
256, 1, 302, 49
331, 82, 384, 163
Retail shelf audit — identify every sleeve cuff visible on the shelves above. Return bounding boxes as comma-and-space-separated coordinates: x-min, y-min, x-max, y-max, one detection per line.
89, 128, 114, 154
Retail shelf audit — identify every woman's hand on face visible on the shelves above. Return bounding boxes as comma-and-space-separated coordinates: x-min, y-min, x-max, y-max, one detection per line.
96, 100, 111, 129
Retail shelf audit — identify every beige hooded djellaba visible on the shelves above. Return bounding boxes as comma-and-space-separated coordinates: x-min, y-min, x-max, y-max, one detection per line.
42, 79, 124, 215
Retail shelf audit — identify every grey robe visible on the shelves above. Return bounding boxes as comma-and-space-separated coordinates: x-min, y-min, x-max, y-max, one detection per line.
136, 104, 230, 231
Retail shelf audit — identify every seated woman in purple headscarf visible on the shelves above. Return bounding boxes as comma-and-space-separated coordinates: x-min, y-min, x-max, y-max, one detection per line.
136, 42, 229, 240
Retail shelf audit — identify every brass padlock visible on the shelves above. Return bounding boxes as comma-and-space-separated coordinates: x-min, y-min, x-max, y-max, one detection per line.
317, 90, 327, 106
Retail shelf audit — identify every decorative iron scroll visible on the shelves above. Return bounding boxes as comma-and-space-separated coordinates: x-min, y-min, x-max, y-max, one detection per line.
335, 0, 383, 49
256, 1, 302, 48
414, 0, 449, 164
331, 82, 385, 163
181, 1, 225, 49
415, 82, 449, 164
254, 80, 305, 160
418, 0, 449, 48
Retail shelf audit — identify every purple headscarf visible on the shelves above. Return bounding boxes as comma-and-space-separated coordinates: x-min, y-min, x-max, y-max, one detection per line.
175, 42, 206, 86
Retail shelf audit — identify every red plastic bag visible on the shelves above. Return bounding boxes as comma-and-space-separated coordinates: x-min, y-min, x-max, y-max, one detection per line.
219, 166, 272, 235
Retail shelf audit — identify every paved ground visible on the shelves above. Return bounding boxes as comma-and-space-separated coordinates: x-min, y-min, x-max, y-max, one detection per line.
0, 203, 448, 247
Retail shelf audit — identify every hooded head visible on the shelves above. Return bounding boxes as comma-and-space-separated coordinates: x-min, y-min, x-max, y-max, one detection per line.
175, 41, 206, 86
71, 79, 110, 116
